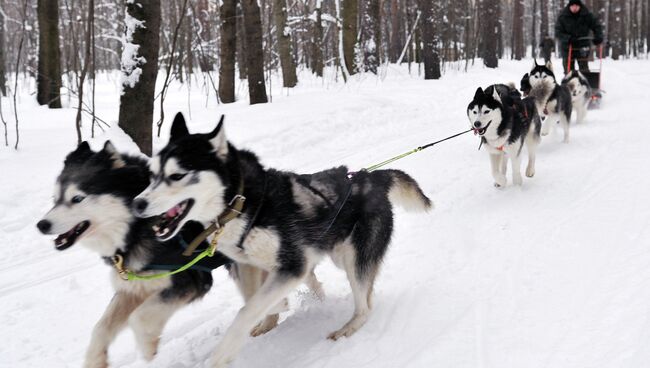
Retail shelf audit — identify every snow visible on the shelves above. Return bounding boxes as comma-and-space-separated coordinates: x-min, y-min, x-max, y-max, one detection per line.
2, 58, 650, 368
120, 9, 146, 93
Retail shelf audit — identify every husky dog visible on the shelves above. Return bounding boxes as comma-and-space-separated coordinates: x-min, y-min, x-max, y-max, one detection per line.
131, 113, 432, 367
562, 70, 592, 124
527, 60, 573, 143
467, 84, 542, 187
36, 142, 235, 367
520, 73, 532, 96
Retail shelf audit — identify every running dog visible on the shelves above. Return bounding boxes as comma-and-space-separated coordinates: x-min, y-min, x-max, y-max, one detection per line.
527, 60, 573, 143
467, 84, 542, 187
36, 142, 286, 367
131, 113, 433, 367
562, 70, 592, 124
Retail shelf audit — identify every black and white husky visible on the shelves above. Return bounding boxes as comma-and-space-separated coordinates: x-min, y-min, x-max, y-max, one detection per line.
562, 70, 592, 124
131, 113, 432, 367
527, 61, 573, 143
36, 142, 234, 367
467, 84, 542, 187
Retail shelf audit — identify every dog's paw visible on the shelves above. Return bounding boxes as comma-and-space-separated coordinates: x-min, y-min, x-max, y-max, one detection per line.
250, 314, 279, 337
493, 175, 507, 188
83, 352, 109, 368
210, 351, 233, 368
328, 327, 355, 341
526, 166, 535, 178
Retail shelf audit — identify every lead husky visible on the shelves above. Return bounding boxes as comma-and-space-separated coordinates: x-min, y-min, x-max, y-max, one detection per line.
527, 61, 573, 142
562, 70, 592, 124
467, 84, 542, 187
36, 142, 281, 367
131, 113, 432, 367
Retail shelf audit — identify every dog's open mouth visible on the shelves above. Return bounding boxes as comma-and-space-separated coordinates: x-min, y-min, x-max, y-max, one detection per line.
153, 199, 194, 239
473, 121, 492, 136
54, 221, 90, 251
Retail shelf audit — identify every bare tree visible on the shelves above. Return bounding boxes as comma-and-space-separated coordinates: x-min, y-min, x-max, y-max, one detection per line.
219, 0, 237, 102
311, 0, 324, 77
342, 0, 357, 75
609, 0, 624, 59
274, 0, 297, 86
118, 0, 161, 156
540, 0, 549, 37
513, 0, 524, 60
480, 0, 499, 68
73, 0, 94, 144
157, 0, 189, 136
241, 0, 268, 104
36, 0, 62, 108
419, 0, 441, 79
360, 0, 381, 73
0, 0, 6, 97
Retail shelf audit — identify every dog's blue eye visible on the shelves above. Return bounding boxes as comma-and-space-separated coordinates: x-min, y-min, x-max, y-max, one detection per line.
169, 173, 187, 181
71, 195, 85, 204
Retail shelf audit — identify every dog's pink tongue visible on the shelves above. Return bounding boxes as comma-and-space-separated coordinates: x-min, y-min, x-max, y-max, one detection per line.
166, 206, 179, 217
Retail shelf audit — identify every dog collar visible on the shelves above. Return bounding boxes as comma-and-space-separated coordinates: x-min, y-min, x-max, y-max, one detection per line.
182, 175, 246, 256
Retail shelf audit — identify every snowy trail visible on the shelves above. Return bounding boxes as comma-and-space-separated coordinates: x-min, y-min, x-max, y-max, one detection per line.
1, 59, 650, 368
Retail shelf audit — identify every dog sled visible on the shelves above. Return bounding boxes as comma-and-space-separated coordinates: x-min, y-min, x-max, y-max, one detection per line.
567, 39, 604, 109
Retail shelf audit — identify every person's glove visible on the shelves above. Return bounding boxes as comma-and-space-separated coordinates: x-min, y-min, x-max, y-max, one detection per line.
593, 36, 603, 45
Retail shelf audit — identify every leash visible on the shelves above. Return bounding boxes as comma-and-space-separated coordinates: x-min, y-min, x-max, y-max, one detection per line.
115, 129, 472, 281
354, 128, 473, 175
320, 128, 473, 238
111, 230, 223, 281
111, 176, 246, 281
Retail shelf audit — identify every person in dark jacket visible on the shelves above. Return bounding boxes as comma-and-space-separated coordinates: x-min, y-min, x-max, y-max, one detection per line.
555, 0, 604, 74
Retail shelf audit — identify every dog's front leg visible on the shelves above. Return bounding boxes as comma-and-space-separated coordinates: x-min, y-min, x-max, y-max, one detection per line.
509, 151, 523, 186
230, 263, 286, 337
129, 294, 185, 361
211, 272, 303, 368
84, 292, 144, 368
490, 153, 507, 188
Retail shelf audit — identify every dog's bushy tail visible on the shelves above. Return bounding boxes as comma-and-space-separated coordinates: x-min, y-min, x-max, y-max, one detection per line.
385, 170, 433, 212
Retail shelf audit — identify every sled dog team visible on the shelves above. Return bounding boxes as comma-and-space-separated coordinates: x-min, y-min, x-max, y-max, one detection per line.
469, 61, 593, 187
37, 60, 591, 367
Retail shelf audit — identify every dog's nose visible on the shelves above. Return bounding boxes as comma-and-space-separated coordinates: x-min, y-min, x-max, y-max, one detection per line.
473, 121, 481, 128
132, 198, 148, 215
37, 220, 52, 234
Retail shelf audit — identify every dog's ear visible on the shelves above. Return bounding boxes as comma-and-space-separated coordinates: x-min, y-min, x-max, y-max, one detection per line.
474, 87, 484, 100
170, 112, 189, 142
492, 88, 502, 104
533, 59, 539, 68
545, 60, 553, 71
208, 115, 228, 159
65, 141, 93, 165
102, 141, 126, 169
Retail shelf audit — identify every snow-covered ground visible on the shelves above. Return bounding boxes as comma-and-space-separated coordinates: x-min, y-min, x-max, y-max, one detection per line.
2, 58, 650, 368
